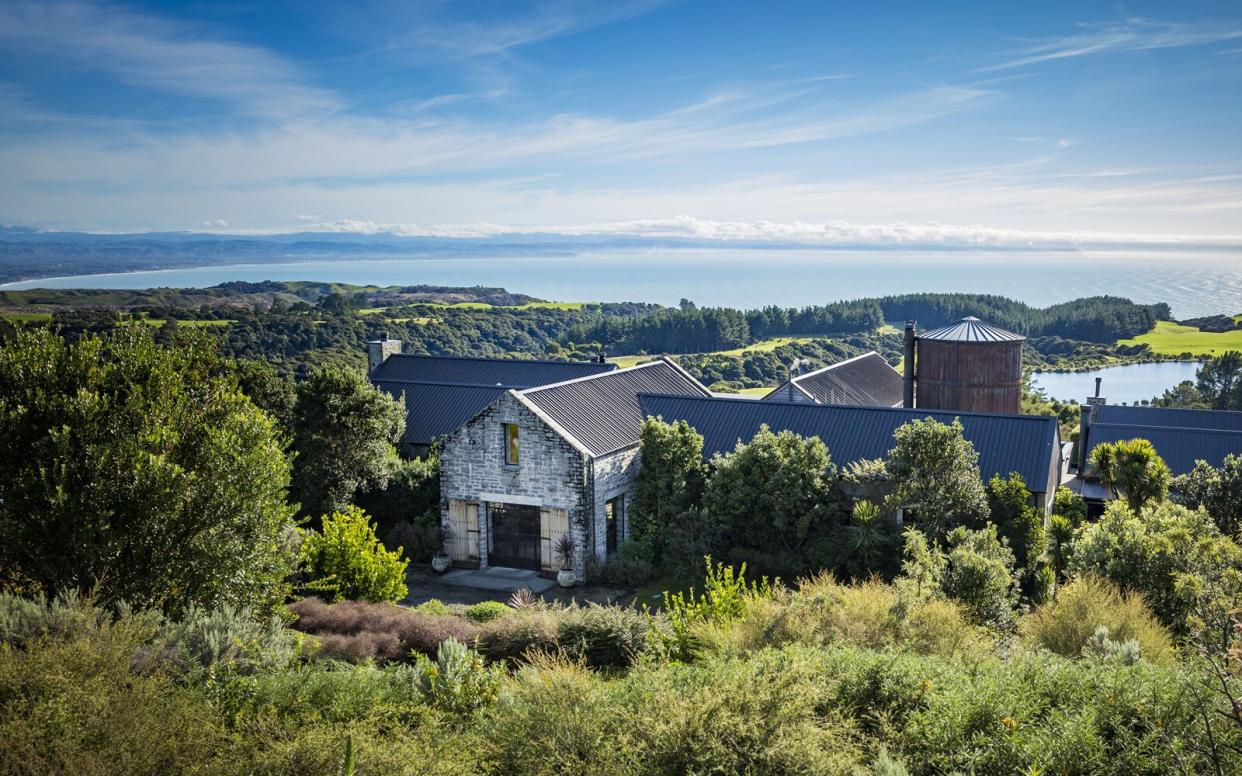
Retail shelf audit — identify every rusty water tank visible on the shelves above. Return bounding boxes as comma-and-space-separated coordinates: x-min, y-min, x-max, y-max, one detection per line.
915, 316, 1024, 414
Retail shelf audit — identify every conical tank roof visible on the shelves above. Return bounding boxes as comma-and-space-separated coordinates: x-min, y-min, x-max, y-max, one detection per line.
918, 316, 1024, 343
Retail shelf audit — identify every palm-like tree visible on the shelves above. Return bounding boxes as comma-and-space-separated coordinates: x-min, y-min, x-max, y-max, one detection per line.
848, 500, 888, 575
1044, 514, 1075, 586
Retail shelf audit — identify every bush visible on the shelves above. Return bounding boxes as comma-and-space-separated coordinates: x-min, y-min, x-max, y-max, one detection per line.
475, 608, 559, 664
556, 605, 649, 669
414, 637, 504, 715
465, 601, 509, 623
940, 525, 1019, 631
287, 597, 477, 663
414, 599, 452, 616
753, 575, 991, 660
300, 506, 409, 603
1020, 576, 1175, 664
586, 540, 656, 587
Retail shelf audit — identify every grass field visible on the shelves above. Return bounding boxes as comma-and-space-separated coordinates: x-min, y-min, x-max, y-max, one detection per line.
1119, 320, 1242, 356
138, 318, 233, 328
0, 311, 52, 322
607, 354, 657, 369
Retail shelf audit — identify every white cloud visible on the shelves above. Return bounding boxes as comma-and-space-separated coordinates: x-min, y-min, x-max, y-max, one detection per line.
196, 219, 228, 228
0, 1, 339, 118
983, 17, 1242, 71
248, 214, 1242, 251
1056, 137, 1074, 148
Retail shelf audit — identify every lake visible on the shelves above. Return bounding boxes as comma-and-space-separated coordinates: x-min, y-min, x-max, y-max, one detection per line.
1030, 361, 1200, 405
4, 247, 1242, 319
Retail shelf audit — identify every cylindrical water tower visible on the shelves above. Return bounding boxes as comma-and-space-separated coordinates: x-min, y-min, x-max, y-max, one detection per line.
907, 316, 1024, 414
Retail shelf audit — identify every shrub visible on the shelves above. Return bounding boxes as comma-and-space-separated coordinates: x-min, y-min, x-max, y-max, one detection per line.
586, 540, 656, 588
1069, 500, 1242, 636
465, 601, 509, 623
300, 506, 409, 603
1019, 575, 1175, 664
647, 558, 774, 662
413, 637, 504, 715
556, 605, 649, 669
287, 597, 477, 663
940, 525, 1019, 631
757, 575, 991, 660
475, 608, 559, 664
414, 599, 451, 616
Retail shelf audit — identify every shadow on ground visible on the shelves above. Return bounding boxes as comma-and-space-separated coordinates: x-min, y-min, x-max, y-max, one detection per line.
404, 565, 641, 608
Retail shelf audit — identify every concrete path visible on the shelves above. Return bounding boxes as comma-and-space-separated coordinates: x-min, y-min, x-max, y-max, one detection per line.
437, 566, 558, 594
404, 565, 635, 607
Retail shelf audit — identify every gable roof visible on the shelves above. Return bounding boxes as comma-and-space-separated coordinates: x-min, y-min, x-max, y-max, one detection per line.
1097, 404, 1242, 433
370, 354, 615, 448
919, 316, 1024, 343
763, 351, 903, 406
519, 359, 712, 456
371, 353, 614, 386
639, 394, 1060, 491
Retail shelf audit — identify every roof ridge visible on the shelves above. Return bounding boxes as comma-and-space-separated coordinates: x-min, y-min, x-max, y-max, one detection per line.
1090, 421, 1242, 436
382, 352, 614, 369
789, 351, 896, 384
519, 358, 681, 395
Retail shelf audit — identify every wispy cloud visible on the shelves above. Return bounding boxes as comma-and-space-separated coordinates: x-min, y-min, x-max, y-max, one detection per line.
349, 0, 669, 64
0, 0, 339, 118
982, 17, 1242, 71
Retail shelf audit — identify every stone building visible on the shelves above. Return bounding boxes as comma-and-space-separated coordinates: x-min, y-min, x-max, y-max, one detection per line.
439, 359, 711, 581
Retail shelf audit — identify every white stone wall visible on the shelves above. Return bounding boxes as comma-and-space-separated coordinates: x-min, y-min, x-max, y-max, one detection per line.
587, 444, 643, 561
439, 392, 590, 576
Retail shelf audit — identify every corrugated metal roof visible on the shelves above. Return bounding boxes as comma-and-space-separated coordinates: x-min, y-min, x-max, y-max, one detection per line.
369, 354, 615, 448
1097, 404, 1242, 432
371, 353, 614, 386
918, 316, 1025, 343
521, 360, 712, 455
374, 381, 506, 447
764, 351, 903, 407
639, 394, 1060, 491
1085, 422, 1242, 475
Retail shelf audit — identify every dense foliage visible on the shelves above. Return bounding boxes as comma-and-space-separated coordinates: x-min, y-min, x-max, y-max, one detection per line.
290, 367, 406, 517
884, 417, 990, 540
300, 506, 409, 603
0, 328, 297, 614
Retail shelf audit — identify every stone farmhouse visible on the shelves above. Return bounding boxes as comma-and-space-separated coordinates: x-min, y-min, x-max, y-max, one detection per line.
437, 359, 711, 582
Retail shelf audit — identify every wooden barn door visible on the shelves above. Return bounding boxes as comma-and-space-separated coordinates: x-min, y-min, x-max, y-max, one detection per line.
539, 508, 569, 574
447, 500, 479, 563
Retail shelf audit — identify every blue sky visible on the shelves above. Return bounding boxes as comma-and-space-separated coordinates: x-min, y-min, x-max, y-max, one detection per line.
1, 0, 1241, 248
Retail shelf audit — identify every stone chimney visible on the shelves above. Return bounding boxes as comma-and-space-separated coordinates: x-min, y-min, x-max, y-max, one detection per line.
367, 331, 402, 375
902, 320, 916, 408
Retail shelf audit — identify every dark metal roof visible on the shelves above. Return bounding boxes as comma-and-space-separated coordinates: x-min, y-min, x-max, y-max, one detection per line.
918, 316, 1025, 343
371, 353, 614, 387
764, 351, 903, 407
1097, 404, 1242, 433
369, 355, 612, 447
1085, 422, 1242, 476
639, 394, 1060, 491
374, 381, 506, 447
521, 360, 712, 456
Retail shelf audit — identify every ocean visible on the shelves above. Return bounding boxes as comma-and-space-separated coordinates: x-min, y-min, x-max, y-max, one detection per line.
4, 247, 1242, 319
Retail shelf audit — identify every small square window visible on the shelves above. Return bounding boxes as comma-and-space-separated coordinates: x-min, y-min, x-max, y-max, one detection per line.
504, 423, 520, 466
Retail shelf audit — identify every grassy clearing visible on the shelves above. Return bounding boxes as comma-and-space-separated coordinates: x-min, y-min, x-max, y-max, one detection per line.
608, 354, 658, 369
0, 311, 52, 322
1119, 320, 1242, 356
419, 301, 585, 310
715, 386, 771, 397
714, 336, 818, 357
357, 307, 388, 315
137, 319, 233, 328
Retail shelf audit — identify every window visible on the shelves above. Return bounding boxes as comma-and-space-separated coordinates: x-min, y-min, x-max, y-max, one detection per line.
605, 495, 624, 556
504, 423, 520, 466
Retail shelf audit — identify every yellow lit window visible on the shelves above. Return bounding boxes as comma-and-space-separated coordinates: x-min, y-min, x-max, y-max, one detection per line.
504, 423, 520, 466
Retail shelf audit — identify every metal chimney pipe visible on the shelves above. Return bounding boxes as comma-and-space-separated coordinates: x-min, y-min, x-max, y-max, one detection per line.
902, 320, 917, 408
1094, 377, 1102, 398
